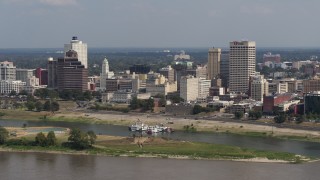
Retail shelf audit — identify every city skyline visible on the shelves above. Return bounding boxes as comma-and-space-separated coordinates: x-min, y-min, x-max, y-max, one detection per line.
0, 0, 320, 48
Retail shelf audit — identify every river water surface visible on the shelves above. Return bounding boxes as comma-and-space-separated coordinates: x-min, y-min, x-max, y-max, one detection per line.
0, 152, 320, 180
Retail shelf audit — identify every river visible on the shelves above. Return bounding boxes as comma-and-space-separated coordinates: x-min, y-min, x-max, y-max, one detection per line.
0, 152, 319, 180
1, 119, 320, 157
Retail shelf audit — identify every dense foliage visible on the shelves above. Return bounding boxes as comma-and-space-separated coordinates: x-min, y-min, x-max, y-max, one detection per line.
234, 112, 244, 119
129, 96, 154, 111
35, 131, 58, 147
248, 111, 262, 120
66, 128, 97, 150
274, 113, 288, 124
0, 126, 9, 144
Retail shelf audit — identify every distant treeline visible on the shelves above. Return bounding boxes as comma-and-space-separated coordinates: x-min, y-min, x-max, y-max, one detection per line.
1, 48, 320, 76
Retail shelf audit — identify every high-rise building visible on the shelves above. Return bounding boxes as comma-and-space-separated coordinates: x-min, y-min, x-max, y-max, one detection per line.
47, 57, 58, 89
0, 61, 16, 81
100, 57, 114, 91
207, 48, 221, 80
64, 36, 88, 69
35, 68, 48, 85
180, 76, 211, 102
304, 91, 320, 114
303, 78, 320, 93
229, 41, 256, 93
16, 69, 34, 83
159, 65, 175, 82
220, 53, 229, 89
198, 78, 211, 98
249, 73, 268, 102
57, 50, 88, 91
180, 76, 199, 102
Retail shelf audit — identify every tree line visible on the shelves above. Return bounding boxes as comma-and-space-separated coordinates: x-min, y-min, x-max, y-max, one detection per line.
0, 126, 97, 150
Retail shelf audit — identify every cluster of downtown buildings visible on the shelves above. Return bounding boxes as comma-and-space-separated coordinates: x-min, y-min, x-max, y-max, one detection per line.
1, 37, 320, 115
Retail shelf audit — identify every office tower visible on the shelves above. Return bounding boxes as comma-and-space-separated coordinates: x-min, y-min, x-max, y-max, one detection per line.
47, 57, 58, 89
180, 76, 199, 101
220, 53, 229, 89
57, 50, 88, 91
303, 78, 320, 93
64, 36, 88, 69
159, 65, 175, 82
207, 48, 221, 80
249, 73, 268, 101
35, 68, 48, 85
0, 61, 16, 81
229, 41, 256, 93
100, 57, 114, 90
198, 78, 211, 98
16, 69, 34, 83
304, 92, 320, 114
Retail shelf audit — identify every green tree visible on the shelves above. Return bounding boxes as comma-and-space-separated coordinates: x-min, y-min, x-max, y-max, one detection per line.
51, 101, 60, 112
48, 90, 59, 99
129, 96, 140, 110
43, 100, 51, 111
35, 132, 47, 147
68, 128, 90, 149
83, 91, 93, 101
35, 101, 43, 112
248, 111, 262, 120
25, 101, 35, 111
168, 95, 184, 103
254, 111, 262, 119
34, 89, 49, 99
144, 97, 154, 111
19, 90, 29, 96
193, 105, 203, 115
9, 90, 16, 96
46, 131, 57, 146
234, 112, 244, 119
274, 113, 287, 124
0, 126, 9, 144
87, 130, 97, 145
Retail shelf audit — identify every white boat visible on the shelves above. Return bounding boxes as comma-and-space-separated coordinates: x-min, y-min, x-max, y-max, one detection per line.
129, 122, 148, 132
147, 126, 159, 134
155, 125, 168, 132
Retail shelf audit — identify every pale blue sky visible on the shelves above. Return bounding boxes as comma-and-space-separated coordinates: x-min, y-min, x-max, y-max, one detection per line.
0, 0, 319, 48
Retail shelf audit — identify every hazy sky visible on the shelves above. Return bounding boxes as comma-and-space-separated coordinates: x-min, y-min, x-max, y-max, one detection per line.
0, 0, 319, 48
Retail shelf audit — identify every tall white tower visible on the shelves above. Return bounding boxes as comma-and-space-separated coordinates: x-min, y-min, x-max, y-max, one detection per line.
102, 57, 110, 74
229, 41, 256, 93
100, 57, 114, 91
64, 36, 88, 68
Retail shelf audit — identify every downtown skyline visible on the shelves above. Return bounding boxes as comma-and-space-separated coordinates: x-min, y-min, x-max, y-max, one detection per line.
0, 0, 320, 48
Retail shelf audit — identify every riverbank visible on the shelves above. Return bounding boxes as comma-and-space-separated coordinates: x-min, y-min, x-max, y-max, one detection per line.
0, 134, 313, 164
1, 109, 320, 142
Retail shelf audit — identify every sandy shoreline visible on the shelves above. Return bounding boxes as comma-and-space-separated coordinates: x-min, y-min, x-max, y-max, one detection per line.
56, 110, 320, 139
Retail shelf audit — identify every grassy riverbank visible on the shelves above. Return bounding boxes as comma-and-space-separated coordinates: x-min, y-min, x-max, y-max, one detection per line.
0, 135, 312, 164
1, 109, 320, 143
